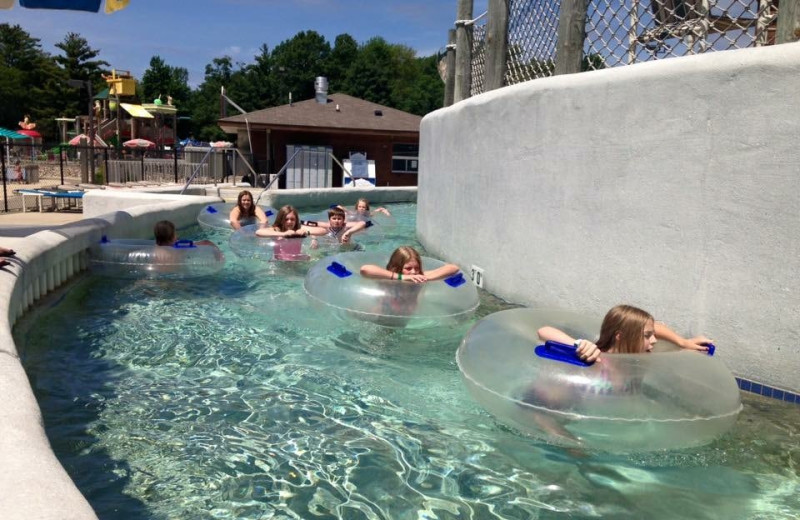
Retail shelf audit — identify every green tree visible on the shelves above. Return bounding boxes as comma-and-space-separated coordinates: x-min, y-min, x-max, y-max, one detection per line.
343, 37, 395, 106
270, 30, 331, 102
245, 44, 278, 108
0, 24, 63, 140
327, 34, 358, 93
140, 55, 192, 108
392, 54, 444, 116
190, 56, 241, 141
52, 32, 109, 140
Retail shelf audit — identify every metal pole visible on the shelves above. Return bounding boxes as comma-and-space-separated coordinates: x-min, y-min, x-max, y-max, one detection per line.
174, 147, 179, 183
59, 145, 65, 185
180, 148, 213, 194
103, 148, 109, 185
87, 81, 96, 183
254, 148, 302, 205
1, 150, 7, 212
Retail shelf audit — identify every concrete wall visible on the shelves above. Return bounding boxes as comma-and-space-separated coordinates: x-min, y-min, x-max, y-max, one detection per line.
418, 43, 800, 394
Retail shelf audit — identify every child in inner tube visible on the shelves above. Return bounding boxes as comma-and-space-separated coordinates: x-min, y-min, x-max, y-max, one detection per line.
155, 220, 218, 248
254, 205, 324, 260
522, 304, 713, 443
360, 246, 459, 326
229, 190, 270, 230
336, 198, 391, 220
303, 206, 367, 247
537, 304, 712, 363
153, 220, 222, 265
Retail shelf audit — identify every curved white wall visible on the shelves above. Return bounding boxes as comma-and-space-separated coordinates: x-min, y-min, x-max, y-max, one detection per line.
418, 43, 800, 393
0, 193, 219, 520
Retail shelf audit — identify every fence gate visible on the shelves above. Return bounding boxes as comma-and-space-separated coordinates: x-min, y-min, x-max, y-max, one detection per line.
285, 145, 332, 189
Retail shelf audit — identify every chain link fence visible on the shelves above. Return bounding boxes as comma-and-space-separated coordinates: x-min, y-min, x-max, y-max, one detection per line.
464, 0, 781, 96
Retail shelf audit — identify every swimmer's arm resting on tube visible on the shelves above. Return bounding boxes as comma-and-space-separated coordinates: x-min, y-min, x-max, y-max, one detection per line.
537, 327, 601, 363
654, 322, 711, 352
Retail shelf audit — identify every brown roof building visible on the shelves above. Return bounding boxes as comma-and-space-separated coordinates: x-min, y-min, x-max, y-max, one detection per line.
218, 91, 422, 188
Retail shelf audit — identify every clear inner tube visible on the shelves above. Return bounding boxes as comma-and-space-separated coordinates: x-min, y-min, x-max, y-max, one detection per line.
197, 202, 275, 231
89, 238, 224, 279
229, 224, 314, 262
456, 308, 742, 452
304, 251, 479, 329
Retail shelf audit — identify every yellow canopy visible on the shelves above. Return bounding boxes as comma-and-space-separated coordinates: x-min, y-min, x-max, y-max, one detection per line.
120, 103, 154, 119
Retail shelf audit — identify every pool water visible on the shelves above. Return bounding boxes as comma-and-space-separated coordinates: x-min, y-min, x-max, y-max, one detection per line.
15, 203, 800, 519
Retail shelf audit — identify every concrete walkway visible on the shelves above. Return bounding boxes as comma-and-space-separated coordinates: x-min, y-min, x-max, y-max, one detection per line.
0, 210, 85, 237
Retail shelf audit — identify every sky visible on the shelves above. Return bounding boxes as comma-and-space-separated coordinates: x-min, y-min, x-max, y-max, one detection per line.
2, 0, 489, 87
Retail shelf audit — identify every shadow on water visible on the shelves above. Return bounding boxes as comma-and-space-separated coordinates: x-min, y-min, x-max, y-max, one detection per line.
15, 275, 152, 519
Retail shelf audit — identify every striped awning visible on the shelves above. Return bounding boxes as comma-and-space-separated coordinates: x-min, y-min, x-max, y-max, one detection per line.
0, 127, 32, 140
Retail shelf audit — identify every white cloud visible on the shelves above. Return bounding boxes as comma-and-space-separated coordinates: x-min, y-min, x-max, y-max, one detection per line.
221, 46, 243, 57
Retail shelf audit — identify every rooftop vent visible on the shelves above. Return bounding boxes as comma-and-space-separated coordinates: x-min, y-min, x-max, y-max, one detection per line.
315, 76, 328, 104
374, 109, 383, 116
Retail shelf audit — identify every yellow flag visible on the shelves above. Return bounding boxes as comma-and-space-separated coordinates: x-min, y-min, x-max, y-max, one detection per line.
105, 0, 129, 13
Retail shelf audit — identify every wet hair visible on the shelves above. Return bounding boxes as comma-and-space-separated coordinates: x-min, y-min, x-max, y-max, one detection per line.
236, 190, 256, 218
272, 205, 301, 231
596, 304, 654, 354
154, 220, 176, 246
386, 246, 423, 274
355, 198, 370, 211
327, 207, 346, 219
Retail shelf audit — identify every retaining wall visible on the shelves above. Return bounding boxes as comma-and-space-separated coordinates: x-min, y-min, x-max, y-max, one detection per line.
418, 43, 800, 394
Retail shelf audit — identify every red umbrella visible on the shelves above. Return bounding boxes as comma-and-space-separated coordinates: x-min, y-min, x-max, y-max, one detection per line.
18, 129, 42, 139
68, 133, 107, 147
123, 138, 156, 149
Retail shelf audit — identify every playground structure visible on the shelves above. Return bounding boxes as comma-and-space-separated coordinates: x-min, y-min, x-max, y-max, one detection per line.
71, 69, 178, 149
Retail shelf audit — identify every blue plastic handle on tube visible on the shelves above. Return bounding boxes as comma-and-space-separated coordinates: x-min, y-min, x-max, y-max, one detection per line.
534, 340, 594, 367
444, 272, 466, 288
706, 343, 716, 356
206, 205, 218, 213
326, 261, 352, 278
173, 240, 196, 249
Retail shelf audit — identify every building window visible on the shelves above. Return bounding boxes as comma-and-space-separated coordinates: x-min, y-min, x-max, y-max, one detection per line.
392, 143, 418, 174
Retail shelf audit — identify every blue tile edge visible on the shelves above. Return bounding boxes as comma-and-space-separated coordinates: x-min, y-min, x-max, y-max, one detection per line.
735, 377, 798, 404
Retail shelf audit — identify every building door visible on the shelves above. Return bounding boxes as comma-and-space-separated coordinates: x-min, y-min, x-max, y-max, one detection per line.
285, 145, 332, 189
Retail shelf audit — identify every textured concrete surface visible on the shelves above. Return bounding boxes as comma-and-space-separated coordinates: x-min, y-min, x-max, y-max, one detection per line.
418, 43, 800, 394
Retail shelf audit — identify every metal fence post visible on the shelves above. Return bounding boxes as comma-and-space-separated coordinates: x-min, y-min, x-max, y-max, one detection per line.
59, 145, 65, 185
174, 149, 178, 183
103, 148, 109, 185
454, 0, 474, 102
1, 151, 7, 212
